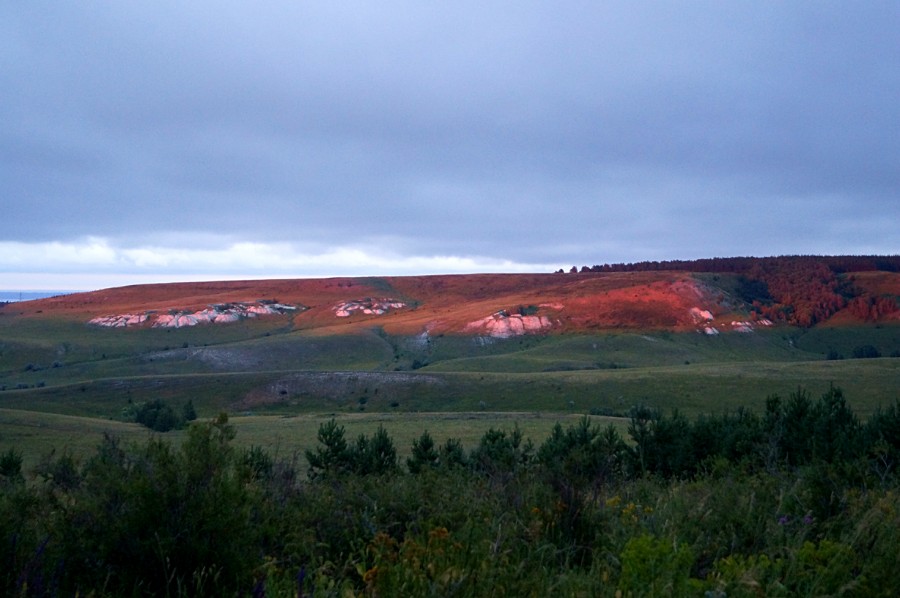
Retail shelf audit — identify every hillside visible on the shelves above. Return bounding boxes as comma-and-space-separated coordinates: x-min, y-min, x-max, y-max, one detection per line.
8, 256, 900, 336
1, 256, 898, 426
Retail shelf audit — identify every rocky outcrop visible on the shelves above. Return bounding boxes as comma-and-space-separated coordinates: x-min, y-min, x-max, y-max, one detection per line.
89, 302, 301, 328
687, 306, 774, 335
333, 298, 407, 317
87, 313, 149, 328
690, 307, 715, 322
464, 311, 553, 338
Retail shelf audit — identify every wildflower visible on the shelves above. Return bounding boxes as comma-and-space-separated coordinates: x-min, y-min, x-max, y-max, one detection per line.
777, 515, 790, 525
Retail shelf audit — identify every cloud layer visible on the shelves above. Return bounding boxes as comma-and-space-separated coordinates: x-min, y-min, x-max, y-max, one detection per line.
2, 2, 898, 289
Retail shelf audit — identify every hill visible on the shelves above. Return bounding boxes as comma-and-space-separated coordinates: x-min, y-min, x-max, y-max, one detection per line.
9, 255, 900, 335
0, 257, 900, 417
1, 255, 899, 472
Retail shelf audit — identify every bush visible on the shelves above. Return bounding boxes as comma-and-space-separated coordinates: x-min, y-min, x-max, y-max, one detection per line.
182, 399, 198, 422
470, 425, 533, 475
439, 437, 468, 470
5, 388, 900, 595
407, 430, 438, 473
134, 398, 182, 432
305, 419, 351, 478
35, 416, 260, 595
0, 448, 23, 484
306, 420, 398, 478
618, 534, 696, 595
852, 344, 882, 359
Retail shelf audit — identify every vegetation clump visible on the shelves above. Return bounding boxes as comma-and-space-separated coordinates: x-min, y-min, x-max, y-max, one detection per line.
3, 388, 900, 596
132, 399, 197, 432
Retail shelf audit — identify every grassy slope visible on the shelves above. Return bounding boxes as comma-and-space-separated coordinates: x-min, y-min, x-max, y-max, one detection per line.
2, 351, 896, 420
1, 272, 898, 471
0, 408, 160, 472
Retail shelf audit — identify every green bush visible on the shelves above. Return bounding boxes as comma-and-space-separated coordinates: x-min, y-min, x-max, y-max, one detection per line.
0, 448, 23, 484
852, 344, 882, 359
470, 425, 533, 475
406, 429, 438, 473
134, 398, 182, 432
618, 534, 697, 596
306, 420, 398, 478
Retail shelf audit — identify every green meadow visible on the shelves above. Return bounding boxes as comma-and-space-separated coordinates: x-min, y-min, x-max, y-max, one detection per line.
1, 310, 898, 467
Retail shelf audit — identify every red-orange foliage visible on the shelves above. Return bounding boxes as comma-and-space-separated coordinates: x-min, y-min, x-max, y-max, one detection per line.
847, 296, 900, 321
580, 255, 900, 327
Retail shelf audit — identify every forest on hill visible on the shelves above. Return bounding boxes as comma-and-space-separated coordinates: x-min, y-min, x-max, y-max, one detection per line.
562, 255, 900, 327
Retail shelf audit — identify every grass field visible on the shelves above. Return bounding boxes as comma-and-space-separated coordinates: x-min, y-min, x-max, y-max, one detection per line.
0, 407, 626, 474
1, 311, 898, 476
2, 355, 896, 417
0, 408, 155, 471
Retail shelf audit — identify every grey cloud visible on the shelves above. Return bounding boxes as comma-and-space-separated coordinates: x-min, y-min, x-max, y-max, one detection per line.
1, 2, 898, 271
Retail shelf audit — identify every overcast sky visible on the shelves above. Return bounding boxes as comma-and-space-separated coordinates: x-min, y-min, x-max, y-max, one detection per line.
2, 2, 898, 290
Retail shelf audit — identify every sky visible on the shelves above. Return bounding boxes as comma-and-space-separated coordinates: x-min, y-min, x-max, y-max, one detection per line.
2, 2, 899, 291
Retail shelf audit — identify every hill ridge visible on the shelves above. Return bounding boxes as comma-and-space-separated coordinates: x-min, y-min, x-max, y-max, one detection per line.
7, 256, 898, 334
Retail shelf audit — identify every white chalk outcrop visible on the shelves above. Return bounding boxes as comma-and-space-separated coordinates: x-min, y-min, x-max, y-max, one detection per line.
464, 311, 553, 338
89, 302, 300, 329
87, 314, 149, 328
333, 298, 407, 317
690, 307, 715, 323
687, 305, 775, 335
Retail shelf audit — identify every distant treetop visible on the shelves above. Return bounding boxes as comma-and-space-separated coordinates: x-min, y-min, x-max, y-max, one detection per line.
563, 255, 900, 275
559, 255, 900, 328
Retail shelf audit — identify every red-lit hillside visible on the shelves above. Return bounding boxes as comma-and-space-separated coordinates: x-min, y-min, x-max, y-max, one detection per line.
10, 256, 900, 336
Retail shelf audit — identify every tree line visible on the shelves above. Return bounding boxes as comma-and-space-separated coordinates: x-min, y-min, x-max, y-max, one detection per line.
558, 255, 900, 326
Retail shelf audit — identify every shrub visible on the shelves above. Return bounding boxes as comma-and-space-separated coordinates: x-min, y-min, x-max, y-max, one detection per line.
134, 398, 182, 432
470, 425, 533, 475
5, 387, 900, 595
0, 448, 23, 483
306, 421, 398, 478
43, 416, 259, 595
438, 437, 468, 470
537, 417, 626, 493
305, 419, 351, 478
182, 399, 198, 422
852, 344, 881, 359
618, 534, 696, 595
351, 425, 399, 476
407, 430, 438, 474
